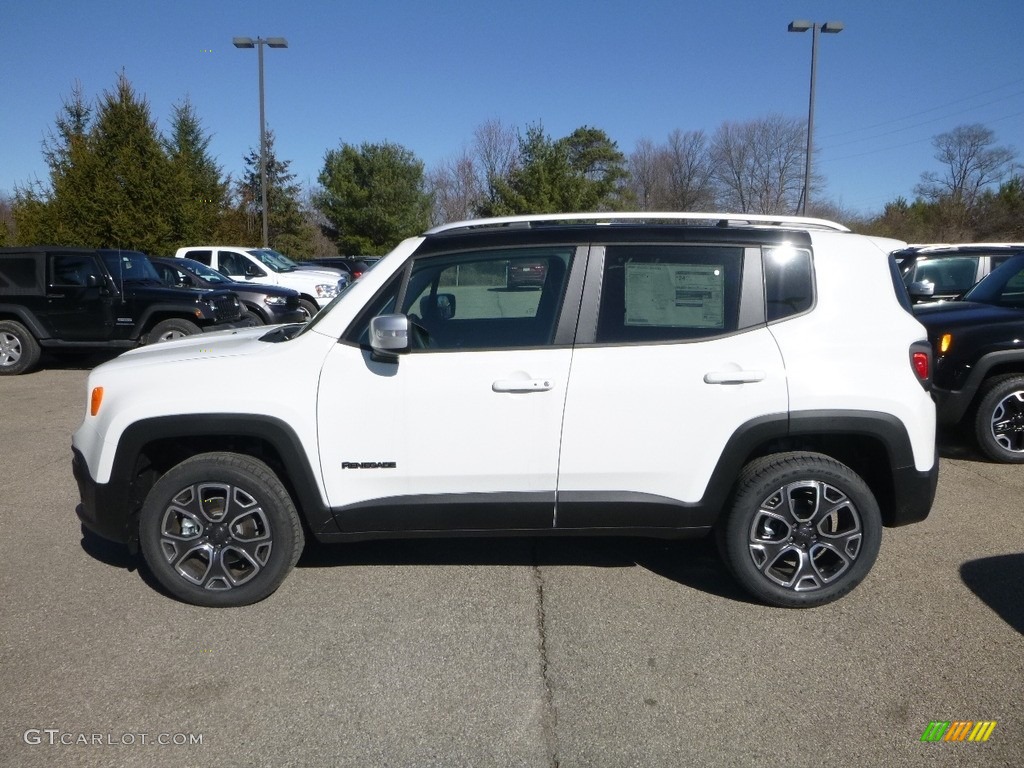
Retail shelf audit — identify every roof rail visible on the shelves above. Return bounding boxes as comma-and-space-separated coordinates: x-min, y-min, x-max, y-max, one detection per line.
425, 212, 851, 235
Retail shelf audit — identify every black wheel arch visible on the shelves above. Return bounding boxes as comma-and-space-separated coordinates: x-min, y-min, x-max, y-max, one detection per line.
0, 305, 51, 341
705, 410, 935, 528
100, 414, 338, 549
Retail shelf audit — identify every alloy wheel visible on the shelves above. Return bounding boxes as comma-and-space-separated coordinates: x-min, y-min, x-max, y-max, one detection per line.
158, 482, 273, 591
747, 480, 863, 592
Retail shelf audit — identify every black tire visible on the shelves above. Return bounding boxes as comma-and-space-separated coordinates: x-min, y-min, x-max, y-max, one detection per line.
241, 309, 263, 326
973, 374, 1024, 463
0, 320, 42, 376
717, 452, 882, 608
297, 299, 318, 321
147, 318, 201, 344
138, 452, 304, 607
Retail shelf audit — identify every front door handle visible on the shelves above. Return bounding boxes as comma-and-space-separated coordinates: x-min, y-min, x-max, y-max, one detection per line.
492, 378, 554, 393
703, 370, 766, 384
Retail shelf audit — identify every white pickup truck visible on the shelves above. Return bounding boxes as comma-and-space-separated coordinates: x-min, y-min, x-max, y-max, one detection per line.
174, 246, 348, 319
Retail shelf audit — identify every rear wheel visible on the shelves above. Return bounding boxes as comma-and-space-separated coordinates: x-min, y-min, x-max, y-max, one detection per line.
138, 452, 304, 607
0, 320, 41, 376
974, 375, 1024, 463
148, 318, 200, 343
718, 452, 882, 608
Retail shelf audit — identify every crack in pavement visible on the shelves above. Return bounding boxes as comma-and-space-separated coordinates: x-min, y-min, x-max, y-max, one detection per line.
532, 547, 560, 768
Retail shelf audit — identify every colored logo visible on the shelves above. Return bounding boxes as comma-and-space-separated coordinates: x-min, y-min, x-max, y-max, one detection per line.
920, 721, 996, 742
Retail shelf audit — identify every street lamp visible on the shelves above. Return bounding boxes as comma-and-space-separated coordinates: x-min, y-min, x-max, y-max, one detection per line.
788, 20, 843, 216
233, 36, 288, 248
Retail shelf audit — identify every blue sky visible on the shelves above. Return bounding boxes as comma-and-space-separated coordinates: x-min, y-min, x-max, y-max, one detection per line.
2, 0, 1023, 216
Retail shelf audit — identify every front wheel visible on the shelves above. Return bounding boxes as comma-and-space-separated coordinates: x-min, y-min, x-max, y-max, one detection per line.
297, 299, 318, 322
974, 375, 1024, 463
717, 452, 882, 608
147, 318, 200, 344
138, 453, 304, 607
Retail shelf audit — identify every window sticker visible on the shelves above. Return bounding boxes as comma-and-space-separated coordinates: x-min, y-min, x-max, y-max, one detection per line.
624, 263, 725, 328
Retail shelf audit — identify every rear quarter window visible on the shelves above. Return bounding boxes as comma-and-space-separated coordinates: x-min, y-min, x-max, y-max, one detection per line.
0, 255, 43, 294
764, 246, 813, 321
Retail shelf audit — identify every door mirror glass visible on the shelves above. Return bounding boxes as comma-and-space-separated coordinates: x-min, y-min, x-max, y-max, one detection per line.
909, 280, 935, 299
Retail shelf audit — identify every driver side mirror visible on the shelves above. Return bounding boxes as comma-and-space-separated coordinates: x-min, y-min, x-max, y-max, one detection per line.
369, 314, 410, 360
908, 280, 935, 301
244, 262, 265, 279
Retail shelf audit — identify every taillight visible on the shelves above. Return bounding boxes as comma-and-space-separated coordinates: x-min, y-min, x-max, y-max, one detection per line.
910, 342, 932, 391
912, 352, 929, 380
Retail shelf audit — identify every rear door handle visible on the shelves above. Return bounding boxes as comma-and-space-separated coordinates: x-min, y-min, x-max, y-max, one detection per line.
703, 370, 766, 384
492, 378, 554, 393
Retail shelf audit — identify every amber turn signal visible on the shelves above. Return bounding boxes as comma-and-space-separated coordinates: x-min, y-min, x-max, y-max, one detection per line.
90, 387, 104, 416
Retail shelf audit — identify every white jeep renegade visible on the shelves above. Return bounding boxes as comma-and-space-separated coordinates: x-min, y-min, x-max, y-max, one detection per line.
73, 213, 938, 608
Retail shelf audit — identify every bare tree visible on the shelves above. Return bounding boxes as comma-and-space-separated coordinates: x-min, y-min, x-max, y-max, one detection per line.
427, 118, 519, 222
426, 151, 481, 226
663, 129, 715, 211
914, 123, 1016, 208
473, 118, 518, 203
627, 138, 664, 210
711, 115, 807, 214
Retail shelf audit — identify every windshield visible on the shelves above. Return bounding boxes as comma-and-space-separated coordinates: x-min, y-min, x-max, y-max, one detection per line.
248, 248, 298, 273
962, 255, 1024, 306
99, 250, 161, 283
180, 259, 232, 284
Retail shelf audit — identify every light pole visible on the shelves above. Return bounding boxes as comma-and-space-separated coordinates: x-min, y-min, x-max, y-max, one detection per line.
788, 20, 842, 216
233, 36, 288, 248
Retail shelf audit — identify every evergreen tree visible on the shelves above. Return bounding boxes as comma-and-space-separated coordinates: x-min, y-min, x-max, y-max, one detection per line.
238, 129, 314, 256
481, 124, 629, 215
164, 98, 227, 246
13, 84, 95, 243
87, 73, 173, 252
315, 141, 431, 255
13, 74, 175, 252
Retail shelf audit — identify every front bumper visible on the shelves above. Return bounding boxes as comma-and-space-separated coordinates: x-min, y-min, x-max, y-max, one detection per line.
266, 308, 307, 324
72, 447, 136, 547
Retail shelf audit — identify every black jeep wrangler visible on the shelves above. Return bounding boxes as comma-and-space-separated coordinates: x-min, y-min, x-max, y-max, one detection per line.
0, 246, 243, 375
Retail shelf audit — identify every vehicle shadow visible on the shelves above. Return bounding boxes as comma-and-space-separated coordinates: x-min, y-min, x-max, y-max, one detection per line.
960, 554, 1024, 635
298, 535, 756, 604
42, 349, 124, 371
79, 522, 176, 598
937, 424, 987, 461
78, 512, 753, 605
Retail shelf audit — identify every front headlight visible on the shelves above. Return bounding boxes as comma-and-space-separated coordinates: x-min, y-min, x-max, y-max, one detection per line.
315, 284, 339, 298
264, 295, 288, 306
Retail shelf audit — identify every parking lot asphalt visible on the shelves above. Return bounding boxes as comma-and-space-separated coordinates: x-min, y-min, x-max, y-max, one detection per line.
1, 364, 1021, 767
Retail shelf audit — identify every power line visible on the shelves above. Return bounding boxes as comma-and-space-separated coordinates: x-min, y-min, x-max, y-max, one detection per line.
824, 107, 1024, 163
819, 77, 1024, 141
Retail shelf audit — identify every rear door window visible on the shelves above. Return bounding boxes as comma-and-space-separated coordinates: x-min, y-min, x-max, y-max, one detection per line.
595, 244, 743, 343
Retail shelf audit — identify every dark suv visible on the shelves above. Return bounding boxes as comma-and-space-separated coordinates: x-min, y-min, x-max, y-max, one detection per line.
894, 244, 1023, 303
0, 247, 243, 375
915, 252, 1024, 461
150, 257, 305, 325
